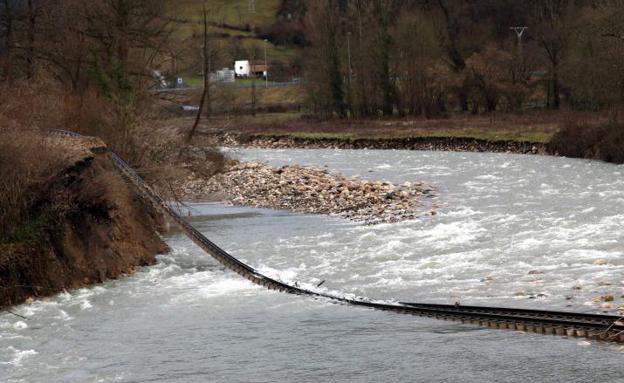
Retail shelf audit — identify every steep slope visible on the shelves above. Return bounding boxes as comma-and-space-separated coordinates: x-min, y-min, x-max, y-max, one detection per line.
0, 136, 169, 308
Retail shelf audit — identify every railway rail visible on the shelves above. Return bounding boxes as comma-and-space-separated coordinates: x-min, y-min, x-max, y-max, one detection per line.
50, 130, 624, 344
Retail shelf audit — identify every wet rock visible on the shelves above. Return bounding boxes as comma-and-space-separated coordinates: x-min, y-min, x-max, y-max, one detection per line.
593, 259, 609, 266
175, 161, 432, 224
602, 295, 615, 302
213, 132, 548, 155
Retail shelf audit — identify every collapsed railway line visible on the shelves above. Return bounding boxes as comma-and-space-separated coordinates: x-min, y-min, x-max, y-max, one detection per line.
51, 130, 624, 344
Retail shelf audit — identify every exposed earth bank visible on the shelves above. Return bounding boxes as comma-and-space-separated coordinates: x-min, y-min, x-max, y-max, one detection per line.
0, 136, 169, 308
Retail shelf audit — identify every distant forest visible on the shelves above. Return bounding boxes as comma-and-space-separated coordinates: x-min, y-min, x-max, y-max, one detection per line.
275, 0, 624, 118
1, 0, 623, 120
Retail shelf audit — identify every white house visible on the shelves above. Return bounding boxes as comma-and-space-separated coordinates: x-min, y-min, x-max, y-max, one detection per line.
235, 60, 268, 78
235, 60, 251, 77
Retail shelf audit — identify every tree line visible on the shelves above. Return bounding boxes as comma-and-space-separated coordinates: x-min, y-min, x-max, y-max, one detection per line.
0, 0, 172, 93
2, 0, 623, 123
304, 0, 624, 118
0, 0, 178, 162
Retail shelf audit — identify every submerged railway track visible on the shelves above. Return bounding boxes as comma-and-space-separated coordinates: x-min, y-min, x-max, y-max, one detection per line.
52, 130, 624, 344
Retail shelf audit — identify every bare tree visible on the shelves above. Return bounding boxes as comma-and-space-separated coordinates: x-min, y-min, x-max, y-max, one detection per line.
433, 0, 470, 111
304, 0, 344, 118
250, 46, 257, 116
0, 0, 16, 80
533, 0, 575, 109
188, 5, 210, 142
395, 9, 444, 116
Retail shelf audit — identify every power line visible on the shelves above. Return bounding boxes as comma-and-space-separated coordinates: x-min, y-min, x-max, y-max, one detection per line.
510, 26, 528, 46
510, 26, 528, 63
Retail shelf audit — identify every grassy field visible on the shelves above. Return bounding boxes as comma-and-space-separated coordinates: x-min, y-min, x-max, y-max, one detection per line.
175, 0, 281, 29
169, 0, 299, 82
184, 110, 613, 144
164, 2, 583, 146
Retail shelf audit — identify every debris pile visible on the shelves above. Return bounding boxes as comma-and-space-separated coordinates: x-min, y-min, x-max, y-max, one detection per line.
178, 162, 435, 224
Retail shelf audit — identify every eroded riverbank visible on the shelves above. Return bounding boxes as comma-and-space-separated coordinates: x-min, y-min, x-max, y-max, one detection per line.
212, 132, 547, 154
0, 135, 168, 309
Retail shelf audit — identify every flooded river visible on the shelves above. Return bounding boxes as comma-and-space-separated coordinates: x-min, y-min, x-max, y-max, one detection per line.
2, 149, 624, 382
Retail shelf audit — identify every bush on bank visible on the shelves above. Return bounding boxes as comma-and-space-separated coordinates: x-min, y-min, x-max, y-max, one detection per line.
0, 81, 226, 243
550, 121, 624, 164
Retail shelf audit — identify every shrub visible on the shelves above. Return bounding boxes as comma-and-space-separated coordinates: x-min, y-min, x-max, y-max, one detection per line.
550, 121, 624, 163
0, 80, 227, 234
0, 128, 69, 243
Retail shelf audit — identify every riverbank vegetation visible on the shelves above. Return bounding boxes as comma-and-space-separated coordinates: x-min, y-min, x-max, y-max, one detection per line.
304, 1, 624, 120
0, 0, 227, 189
0, 0, 228, 305
143, 0, 624, 164
1, 0, 624, 200
0, 129, 67, 245
551, 121, 624, 163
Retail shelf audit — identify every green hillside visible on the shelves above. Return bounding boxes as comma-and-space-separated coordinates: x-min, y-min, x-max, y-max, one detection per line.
170, 0, 298, 67
176, 0, 282, 29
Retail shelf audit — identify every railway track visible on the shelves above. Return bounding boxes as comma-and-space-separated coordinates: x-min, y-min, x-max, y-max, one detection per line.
51, 130, 624, 344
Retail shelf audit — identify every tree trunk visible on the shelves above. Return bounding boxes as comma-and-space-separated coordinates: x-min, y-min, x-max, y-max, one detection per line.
551, 66, 560, 109
326, 1, 344, 117
1, 0, 13, 81
188, 6, 210, 142
26, 0, 35, 79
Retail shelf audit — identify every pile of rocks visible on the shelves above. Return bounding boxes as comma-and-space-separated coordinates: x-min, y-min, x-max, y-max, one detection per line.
215, 133, 546, 155
178, 162, 434, 224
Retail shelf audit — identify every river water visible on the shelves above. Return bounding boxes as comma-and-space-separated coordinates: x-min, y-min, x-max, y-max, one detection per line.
2, 149, 624, 382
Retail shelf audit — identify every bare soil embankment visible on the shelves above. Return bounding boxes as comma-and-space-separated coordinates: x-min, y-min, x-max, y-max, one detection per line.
0, 135, 169, 308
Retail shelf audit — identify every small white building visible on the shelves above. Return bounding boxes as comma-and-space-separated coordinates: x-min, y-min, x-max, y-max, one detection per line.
235, 60, 251, 77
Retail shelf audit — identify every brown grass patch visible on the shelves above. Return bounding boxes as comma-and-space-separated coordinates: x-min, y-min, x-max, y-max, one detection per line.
0, 128, 71, 243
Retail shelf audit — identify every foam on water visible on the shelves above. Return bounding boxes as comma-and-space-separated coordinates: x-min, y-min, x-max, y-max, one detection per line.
3, 149, 624, 382
1, 346, 38, 366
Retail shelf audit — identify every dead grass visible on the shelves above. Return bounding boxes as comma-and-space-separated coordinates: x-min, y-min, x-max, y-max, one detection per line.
177, 109, 610, 144
173, 0, 281, 30
0, 128, 70, 243
0, 81, 227, 237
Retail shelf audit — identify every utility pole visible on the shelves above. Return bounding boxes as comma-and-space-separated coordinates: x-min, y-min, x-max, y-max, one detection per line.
188, 5, 210, 142
251, 47, 257, 116
264, 39, 268, 88
510, 26, 528, 59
